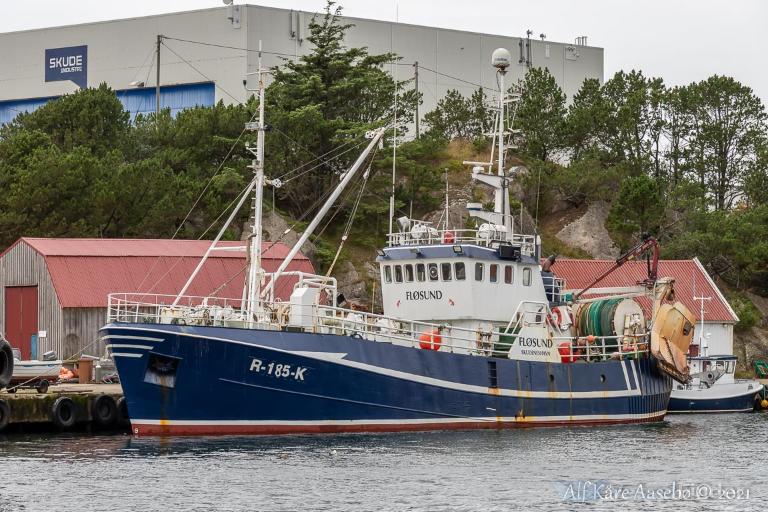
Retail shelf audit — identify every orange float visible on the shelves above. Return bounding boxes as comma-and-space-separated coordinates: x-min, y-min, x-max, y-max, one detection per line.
419, 329, 442, 350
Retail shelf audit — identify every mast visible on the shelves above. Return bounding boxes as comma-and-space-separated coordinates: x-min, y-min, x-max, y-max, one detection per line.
693, 294, 712, 356
265, 128, 387, 300
496, 54, 512, 238
245, 41, 268, 317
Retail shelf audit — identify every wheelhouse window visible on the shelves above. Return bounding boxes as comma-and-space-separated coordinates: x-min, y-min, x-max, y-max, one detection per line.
523, 267, 531, 286
404, 264, 414, 282
394, 265, 403, 283
416, 263, 426, 282
504, 265, 513, 284
428, 263, 439, 281
441, 262, 452, 281
384, 265, 392, 283
489, 264, 498, 283
475, 262, 484, 281
455, 262, 466, 280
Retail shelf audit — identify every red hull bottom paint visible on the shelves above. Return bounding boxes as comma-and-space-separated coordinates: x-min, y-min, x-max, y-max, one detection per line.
131, 415, 667, 437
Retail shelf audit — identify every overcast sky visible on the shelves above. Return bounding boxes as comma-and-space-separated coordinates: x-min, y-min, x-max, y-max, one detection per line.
3, 0, 766, 103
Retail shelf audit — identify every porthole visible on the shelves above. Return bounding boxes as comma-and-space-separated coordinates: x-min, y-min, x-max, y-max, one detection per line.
600, 374, 606, 383
549, 374, 555, 383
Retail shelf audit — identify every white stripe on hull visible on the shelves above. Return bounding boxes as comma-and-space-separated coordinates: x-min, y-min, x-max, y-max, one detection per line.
101, 335, 164, 343
112, 352, 144, 358
107, 326, 648, 399
106, 344, 154, 350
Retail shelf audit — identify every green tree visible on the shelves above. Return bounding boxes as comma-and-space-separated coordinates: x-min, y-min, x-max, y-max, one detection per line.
686, 75, 767, 210
423, 88, 492, 141
515, 67, 566, 162
607, 174, 664, 244
264, 1, 418, 217
565, 78, 610, 160
601, 70, 664, 173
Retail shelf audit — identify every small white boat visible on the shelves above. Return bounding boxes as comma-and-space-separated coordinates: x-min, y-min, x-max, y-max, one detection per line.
669, 355, 764, 413
10, 348, 62, 391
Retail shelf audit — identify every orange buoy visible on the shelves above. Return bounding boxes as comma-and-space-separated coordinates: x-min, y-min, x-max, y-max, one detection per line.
419, 329, 442, 350
558, 342, 574, 363
443, 231, 455, 244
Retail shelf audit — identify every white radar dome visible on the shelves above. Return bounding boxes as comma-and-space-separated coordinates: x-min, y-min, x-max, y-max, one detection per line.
491, 48, 512, 70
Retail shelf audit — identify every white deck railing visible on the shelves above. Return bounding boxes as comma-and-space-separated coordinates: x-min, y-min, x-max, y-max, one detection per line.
106, 293, 649, 362
386, 228, 537, 256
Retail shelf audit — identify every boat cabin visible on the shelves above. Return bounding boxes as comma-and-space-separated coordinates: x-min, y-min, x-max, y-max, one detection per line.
378, 221, 566, 332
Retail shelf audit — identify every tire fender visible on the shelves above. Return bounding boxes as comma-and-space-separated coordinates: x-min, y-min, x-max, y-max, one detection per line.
91, 395, 118, 428
51, 396, 77, 430
0, 399, 10, 431
0, 338, 14, 389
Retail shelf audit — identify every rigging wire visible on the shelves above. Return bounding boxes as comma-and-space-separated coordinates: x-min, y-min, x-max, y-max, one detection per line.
324, 149, 377, 277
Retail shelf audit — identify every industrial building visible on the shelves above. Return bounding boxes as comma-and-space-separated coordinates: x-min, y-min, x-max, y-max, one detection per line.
552, 258, 739, 357
0, 3, 604, 124
0, 238, 313, 360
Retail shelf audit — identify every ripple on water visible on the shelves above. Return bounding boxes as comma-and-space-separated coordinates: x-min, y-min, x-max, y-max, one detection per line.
0, 414, 764, 511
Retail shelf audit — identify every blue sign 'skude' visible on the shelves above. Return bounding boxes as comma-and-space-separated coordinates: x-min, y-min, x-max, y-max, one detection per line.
44, 45, 87, 89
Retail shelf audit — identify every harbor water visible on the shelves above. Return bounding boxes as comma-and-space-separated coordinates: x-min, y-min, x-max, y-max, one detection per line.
1, 414, 764, 512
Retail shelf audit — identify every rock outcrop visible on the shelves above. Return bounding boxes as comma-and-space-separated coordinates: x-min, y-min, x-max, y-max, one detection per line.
555, 201, 620, 259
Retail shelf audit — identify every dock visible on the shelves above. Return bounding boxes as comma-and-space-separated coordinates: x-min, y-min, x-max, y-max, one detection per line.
0, 384, 128, 433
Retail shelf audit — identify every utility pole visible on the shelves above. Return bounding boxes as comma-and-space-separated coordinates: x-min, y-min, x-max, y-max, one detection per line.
414, 61, 419, 139
156, 34, 163, 117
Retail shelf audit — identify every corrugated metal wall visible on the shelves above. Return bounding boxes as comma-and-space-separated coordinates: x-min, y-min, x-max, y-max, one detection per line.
0, 82, 215, 124
0, 96, 56, 124
0, 243, 64, 358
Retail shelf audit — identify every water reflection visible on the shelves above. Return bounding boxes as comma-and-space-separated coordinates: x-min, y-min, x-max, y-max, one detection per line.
0, 414, 764, 511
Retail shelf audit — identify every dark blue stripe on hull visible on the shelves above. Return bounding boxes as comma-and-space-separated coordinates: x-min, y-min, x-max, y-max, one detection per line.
103, 323, 672, 435
668, 391, 758, 413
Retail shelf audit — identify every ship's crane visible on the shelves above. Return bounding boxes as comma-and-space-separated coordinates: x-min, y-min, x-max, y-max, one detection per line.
574, 234, 660, 300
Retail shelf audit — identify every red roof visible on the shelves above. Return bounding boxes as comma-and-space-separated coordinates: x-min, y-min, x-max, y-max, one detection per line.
551, 258, 738, 323
5, 238, 313, 308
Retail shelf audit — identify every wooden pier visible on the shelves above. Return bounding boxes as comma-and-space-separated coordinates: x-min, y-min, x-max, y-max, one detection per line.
0, 384, 127, 433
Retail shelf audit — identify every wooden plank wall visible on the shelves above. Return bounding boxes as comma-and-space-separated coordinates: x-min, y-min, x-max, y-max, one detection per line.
62, 307, 109, 358
0, 242, 64, 358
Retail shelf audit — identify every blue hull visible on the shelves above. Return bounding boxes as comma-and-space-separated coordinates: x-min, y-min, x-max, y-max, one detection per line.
668, 390, 758, 413
102, 323, 673, 435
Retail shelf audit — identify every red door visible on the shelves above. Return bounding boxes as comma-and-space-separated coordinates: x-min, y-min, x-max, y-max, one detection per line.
4, 286, 38, 359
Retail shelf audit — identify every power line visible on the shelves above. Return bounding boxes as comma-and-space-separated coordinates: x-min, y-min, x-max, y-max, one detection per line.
162, 35, 494, 93
161, 40, 242, 104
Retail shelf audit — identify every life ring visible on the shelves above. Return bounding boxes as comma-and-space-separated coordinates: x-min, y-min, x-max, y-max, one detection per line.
51, 397, 77, 430
0, 338, 13, 389
91, 395, 118, 428
551, 308, 563, 328
0, 399, 10, 431
419, 329, 442, 350
443, 231, 455, 244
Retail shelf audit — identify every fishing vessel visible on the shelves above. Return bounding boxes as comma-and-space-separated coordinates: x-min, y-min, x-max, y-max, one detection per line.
669, 354, 763, 413
102, 49, 695, 436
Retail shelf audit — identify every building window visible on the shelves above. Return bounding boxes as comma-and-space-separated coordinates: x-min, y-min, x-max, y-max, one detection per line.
489, 264, 498, 283
416, 263, 426, 282
395, 265, 403, 283
455, 262, 466, 280
384, 265, 392, 283
505, 265, 513, 284
441, 262, 452, 281
428, 263, 439, 281
404, 264, 414, 282
475, 262, 484, 281
523, 267, 531, 286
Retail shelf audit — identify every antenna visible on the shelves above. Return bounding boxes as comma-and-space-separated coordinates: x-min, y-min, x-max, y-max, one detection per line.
693, 294, 712, 356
